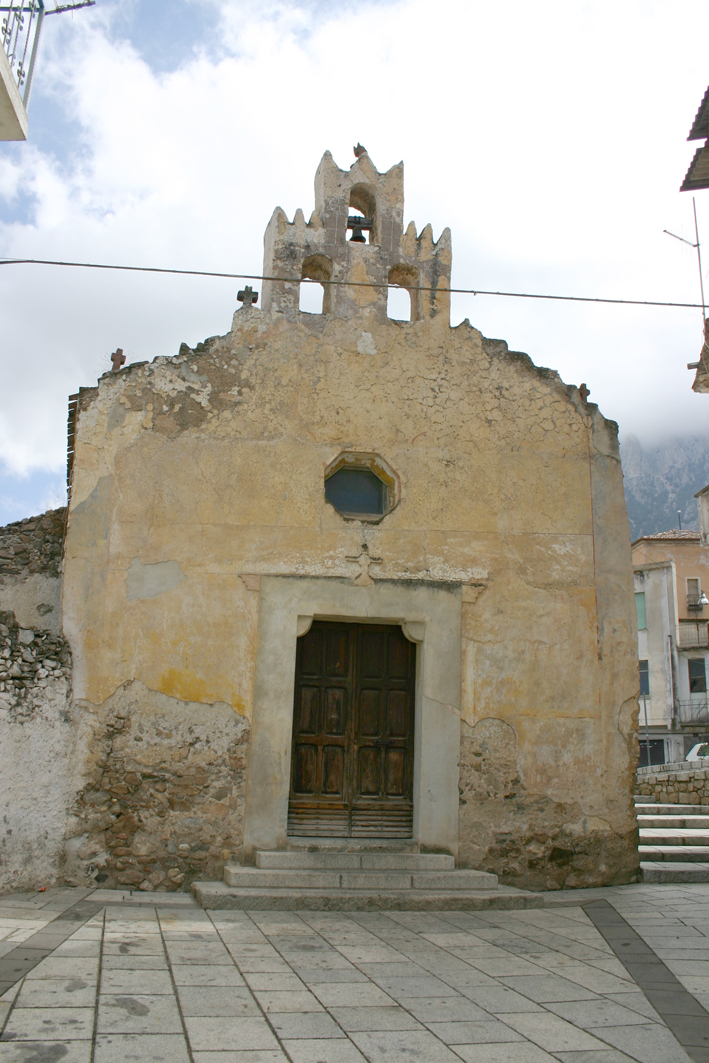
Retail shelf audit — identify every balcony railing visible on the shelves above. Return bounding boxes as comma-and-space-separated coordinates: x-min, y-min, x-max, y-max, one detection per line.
678, 698, 709, 726
1, 2, 94, 106
679, 624, 709, 649
1, 1, 44, 105
688, 593, 708, 612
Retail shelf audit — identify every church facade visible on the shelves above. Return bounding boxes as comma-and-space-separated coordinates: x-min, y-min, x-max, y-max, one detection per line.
51, 149, 640, 892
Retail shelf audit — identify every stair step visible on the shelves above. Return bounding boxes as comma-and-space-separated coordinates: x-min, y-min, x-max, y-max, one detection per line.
639, 830, 709, 845
193, 882, 543, 911
635, 804, 709, 815
641, 861, 709, 883
225, 866, 498, 890
638, 817, 709, 829
254, 851, 455, 871
285, 838, 418, 853
639, 845, 709, 861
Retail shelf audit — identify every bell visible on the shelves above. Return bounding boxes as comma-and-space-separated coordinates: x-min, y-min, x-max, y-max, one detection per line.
349, 223, 366, 243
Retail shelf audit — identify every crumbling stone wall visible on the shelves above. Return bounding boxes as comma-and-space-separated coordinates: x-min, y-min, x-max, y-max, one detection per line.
66, 681, 250, 892
0, 509, 66, 635
0, 610, 75, 892
0, 509, 66, 578
458, 719, 640, 890
635, 767, 709, 804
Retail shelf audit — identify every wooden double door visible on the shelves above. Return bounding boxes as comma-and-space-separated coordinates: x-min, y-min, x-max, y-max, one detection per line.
288, 621, 416, 838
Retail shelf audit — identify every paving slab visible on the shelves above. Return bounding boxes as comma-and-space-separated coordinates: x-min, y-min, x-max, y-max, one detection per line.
0, 884, 702, 1063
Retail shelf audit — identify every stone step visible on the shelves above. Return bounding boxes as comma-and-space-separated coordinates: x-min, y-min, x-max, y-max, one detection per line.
285, 838, 418, 853
639, 829, 709, 845
193, 882, 543, 911
638, 816, 709, 829
254, 851, 455, 871
224, 866, 498, 890
635, 804, 709, 815
638, 845, 709, 862
641, 861, 709, 883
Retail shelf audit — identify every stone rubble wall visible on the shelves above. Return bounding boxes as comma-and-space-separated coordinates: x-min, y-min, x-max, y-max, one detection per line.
0, 610, 76, 892
0, 509, 66, 635
65, 681, 250, 893
635, 766, 709, 804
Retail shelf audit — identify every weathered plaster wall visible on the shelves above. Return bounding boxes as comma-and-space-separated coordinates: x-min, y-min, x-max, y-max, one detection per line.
62, 297, 639, 888
0, 610, 76, 891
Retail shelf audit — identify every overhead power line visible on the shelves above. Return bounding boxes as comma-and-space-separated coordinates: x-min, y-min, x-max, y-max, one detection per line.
0, 256, 704, 310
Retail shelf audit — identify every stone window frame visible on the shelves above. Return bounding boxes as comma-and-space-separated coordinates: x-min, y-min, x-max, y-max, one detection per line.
324, 451, 400, 524
242, 576, 462, 862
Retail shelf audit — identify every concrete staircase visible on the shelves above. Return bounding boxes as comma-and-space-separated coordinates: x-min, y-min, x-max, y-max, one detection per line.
193, 846, 543, 911
637, 799, 709, 882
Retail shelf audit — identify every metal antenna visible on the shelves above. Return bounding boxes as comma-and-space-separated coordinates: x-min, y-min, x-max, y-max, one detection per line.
664, 195, 706, 325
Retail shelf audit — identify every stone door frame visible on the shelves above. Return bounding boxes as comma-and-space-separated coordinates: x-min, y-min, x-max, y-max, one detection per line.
242, 576, 462, 861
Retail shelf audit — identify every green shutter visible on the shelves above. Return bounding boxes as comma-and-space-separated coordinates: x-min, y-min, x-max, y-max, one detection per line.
635, 592, 647, 630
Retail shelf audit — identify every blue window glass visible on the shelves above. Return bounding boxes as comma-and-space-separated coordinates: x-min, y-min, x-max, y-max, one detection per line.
639, 660, 650, 696
325, 468, 386, 516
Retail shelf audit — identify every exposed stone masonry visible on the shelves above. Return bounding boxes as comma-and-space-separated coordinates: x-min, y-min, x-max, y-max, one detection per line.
0, 508, 66, 580
67, 683, 251, 892
635, 766, 709, 804
458, 720, 639, 891
0, 609, 71, 715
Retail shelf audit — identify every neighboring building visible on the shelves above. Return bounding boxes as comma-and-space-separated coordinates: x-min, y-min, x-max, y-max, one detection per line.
681, 84, 709, 193
1, 149, 640, 893
0, 1, 94, 142
0, 36, 28, 141
632, 508, 709, 766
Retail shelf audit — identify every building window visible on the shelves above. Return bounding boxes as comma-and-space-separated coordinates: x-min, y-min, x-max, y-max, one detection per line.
639, 660, 650, 696
324, 452, 399, 523
635, 592, 647, 630
689, 658, 708, 694
638, 739, 666, 769
325, 467, 387, 517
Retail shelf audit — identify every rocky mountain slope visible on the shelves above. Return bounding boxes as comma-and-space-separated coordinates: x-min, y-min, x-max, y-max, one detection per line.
620, 434, 709, 540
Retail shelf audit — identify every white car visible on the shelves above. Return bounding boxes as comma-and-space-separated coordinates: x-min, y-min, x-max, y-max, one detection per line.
686, 743, 709, 761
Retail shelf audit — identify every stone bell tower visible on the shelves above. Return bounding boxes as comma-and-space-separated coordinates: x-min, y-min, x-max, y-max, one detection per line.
261, 148, 452, 324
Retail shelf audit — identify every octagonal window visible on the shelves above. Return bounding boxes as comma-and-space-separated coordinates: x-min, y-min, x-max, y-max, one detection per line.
324, 452, 399, 522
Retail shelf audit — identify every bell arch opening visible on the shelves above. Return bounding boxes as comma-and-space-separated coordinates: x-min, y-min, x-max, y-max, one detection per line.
387, 264, 421, 322
300, 254, 333, 314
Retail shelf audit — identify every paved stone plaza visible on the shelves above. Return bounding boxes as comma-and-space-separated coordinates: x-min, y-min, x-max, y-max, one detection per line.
0, 884, 707, 1062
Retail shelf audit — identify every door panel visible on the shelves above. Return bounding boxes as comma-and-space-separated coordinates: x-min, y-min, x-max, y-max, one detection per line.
322, 746, 345, 795
288, 621, 415, 838
325, 688, 346, 735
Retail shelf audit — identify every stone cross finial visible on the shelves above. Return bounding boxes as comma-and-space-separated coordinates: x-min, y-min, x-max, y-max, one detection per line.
237, 285, 258, 308
579, 383, 590, 402
111, 348, 125, 372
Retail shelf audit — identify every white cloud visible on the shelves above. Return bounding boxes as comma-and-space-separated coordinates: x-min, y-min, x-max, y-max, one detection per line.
0, 0, 708, 481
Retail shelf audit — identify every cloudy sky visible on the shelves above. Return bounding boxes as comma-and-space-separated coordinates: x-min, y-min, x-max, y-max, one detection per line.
0, 0, 708, 523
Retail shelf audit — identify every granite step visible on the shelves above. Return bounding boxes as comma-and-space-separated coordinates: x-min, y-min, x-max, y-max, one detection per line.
193, 881, 543, 911
223, 866, 498, 890
638, 845, 709, 862
635, 803, 709, 815
285, 837, 418, 853
638, 816, 709, 829
641, 861, 709, 883
639, 829, 709, 846
254, 851, 455, 871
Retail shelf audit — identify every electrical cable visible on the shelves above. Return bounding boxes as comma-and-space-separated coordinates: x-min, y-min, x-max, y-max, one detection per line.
0, 257, 705, 310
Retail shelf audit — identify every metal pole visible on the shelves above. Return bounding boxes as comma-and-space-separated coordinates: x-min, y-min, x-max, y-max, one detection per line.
22, 0, 44, 107
694, 197, 706, 324
643, 694, 652, 766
